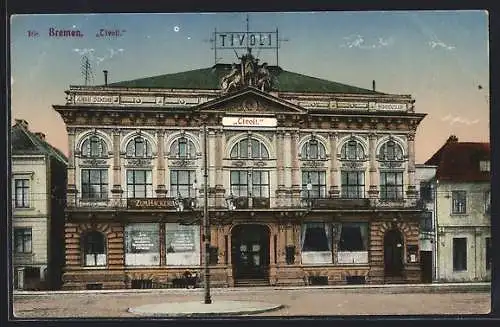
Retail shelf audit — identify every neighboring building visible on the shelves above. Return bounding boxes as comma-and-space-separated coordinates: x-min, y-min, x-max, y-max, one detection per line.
53, 48, 427, 290
425, 135, 491, 282
415, 164, 437, 283
11, 119, 68, 290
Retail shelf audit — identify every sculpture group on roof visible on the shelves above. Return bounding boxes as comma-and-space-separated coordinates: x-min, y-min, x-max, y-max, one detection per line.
221, 48, 272, 94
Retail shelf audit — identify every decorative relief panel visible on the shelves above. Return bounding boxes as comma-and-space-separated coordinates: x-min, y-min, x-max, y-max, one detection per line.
301, 160, 326, 168
231, 160, 246, 167
168, 159, 197, 167
125, 158, 153, 167
341, 161, 365, 169
379, 161, 404, 169
80, 159, 108, 166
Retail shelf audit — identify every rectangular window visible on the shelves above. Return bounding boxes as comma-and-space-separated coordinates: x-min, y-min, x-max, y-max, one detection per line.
302, 171, 327, 198
479, 160, 490, 172
126, 170, 153, 198
485, 191, 491, 214
451, 191, 467, 214
301, 222, 333, 265
81, 169, 108, 199
230, 170, 270, 199
453, 237, 467, 271
486, 237, 491, 270
380, 172, 404, 200
124, 223, 160, 266
419, 182, 433, 201
14, 179, 30, 208
341, 171, 365, 199
14, 228, 32, 253
336, 222, 369, 264
252, 171, 270, 198
165, 223, 200, 266
170, 170, 196, 198
230, 171, 249, 197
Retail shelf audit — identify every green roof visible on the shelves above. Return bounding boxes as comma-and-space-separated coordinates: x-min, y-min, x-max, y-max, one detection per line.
11, 122, 68, 163
108, 64, 382, 94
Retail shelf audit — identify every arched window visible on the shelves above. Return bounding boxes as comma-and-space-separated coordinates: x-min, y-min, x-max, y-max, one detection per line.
81, 135, 107, 158
301, 138, 326, 160
170, 136, 196, 158
379, 140, 404, 161
126, 136, 152, 158
230, 138, 269, 159
340, 139, 365, 161
83, 231, 106, 266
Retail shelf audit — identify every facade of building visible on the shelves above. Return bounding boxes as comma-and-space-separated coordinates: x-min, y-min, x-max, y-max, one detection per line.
11, 119, 68, 290
415, 164, 437, 283
425, 136, 491, 282
54, 49, 427, 290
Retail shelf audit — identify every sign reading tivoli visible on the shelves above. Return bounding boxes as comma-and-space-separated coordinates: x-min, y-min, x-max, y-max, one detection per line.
216, 31, 278, 49
222, 116, 277, 127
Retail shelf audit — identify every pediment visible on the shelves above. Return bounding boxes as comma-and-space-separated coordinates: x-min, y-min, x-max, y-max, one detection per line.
195, 87, 306, 115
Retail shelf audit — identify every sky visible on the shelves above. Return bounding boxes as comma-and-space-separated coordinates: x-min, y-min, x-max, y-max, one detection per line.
9, 11, 490, 163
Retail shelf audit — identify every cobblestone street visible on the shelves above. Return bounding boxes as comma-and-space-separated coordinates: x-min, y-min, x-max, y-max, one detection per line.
12, 286, 490, 318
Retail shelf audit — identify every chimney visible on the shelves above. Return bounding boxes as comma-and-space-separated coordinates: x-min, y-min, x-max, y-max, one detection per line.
372, 80, 376, 91
34, 132, 46, 141
446, 135, 459, 143
103, 70, 108, 86
14, 119, 28, 129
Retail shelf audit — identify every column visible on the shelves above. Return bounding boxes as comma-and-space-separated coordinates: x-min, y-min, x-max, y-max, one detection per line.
406, 132, 417, 198
66, 127, 77, 206
328, 132, 340, 197
215, 129, 225, 207
290, 131, 301, 206
155, 130, 167, 197
283, 132, 292, 189
111, 129, 123, 203
368, 133, 379, 198
275, 131, 287, 206
208, 129, 217, 189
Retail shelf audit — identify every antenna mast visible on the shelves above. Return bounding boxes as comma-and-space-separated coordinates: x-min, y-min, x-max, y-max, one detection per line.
80, 56, 94, 86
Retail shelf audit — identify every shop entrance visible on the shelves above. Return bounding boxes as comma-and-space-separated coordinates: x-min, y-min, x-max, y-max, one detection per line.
384, 228, 404, 277
231, 224, 270, 280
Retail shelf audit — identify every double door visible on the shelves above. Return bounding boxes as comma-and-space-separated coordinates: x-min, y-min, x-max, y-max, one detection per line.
232, 224, 269, 280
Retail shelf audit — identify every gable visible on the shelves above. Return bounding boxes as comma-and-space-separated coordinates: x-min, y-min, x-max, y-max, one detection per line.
195, 87, 305, 115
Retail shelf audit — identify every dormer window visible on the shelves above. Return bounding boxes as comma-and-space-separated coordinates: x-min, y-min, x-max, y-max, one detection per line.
126, 136, 152, 158
170, 136, 196, 158
82, 136, 107, 158
480, 160, 490, 172
301, 138, 326, 160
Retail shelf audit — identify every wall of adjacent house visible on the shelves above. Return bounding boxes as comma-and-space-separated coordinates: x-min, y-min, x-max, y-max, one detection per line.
435, 181, 491, 282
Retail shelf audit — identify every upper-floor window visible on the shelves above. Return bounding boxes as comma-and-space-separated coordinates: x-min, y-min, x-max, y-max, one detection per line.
81, 169, 108, 200
480, 160, 490, 172
301, 138, 326, 160
14, 179, 30, 208
126, 136, 152, 158
419, 182, 433, 201
127, 170, 153, 198
230, 138, 269, 159
81, 135, 107, 158
341, 171, 365, 199
379, 140, 404, 161
452, 190, 467, 214
380, 172, 404, 200
170, 137, 196, 158
14, 228, 32, 253
302, 171, 327, 198
170, 170, 196, 198
340, 139, 365, 161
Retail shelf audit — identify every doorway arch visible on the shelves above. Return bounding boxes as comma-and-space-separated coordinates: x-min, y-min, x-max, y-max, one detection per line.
384, 228, 404, 277
231, 224, 270, 280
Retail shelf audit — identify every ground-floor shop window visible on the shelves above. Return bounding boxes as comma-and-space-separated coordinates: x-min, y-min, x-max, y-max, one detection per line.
337, 222, 369, 264
301, 222, 332, 264
165, 223, 200, 266
452, 237, 467, 271
125, 223, 160, 266
83, 231, 107, 266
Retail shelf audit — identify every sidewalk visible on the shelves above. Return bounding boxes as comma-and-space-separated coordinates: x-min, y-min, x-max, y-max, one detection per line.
13, 282, 490, 296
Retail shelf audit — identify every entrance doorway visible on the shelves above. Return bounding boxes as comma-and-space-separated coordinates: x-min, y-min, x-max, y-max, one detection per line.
384, 228, 404, 277
420, 251, 433, 283
231, 224, 270, 280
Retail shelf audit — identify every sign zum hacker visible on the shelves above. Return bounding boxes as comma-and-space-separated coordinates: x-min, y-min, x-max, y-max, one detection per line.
222, 117, 277, 127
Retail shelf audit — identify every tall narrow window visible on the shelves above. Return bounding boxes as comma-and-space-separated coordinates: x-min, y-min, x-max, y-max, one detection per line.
486, 237, 491, 270
14, 228, 32, 253
83, 231, 106, 266
380, 172, 404, 200
453, 237, 467, 271
301, 171, 326, 198
451, 191, 467, 214
127, 170, 153, 198
170, 170, 196, 198
341, 171, 365, 199
81, 169, 108, 199
485, 191, 491, 214
14, 179, 30, 208
252, 171, 270, 198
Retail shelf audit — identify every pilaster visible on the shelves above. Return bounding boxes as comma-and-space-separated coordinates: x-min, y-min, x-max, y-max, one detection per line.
328, 132, 340, 198
368, 132, 379, 198
155, 130, 167, 197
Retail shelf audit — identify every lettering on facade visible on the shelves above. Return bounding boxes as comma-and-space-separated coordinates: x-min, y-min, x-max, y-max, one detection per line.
127, 198, 176, 209
222, 116, 277, 127
74, 95, 118, 104
297, 101, 330, 108
375, 103, 407, 111
216, 32, 277, 49
336, 101, 369, 109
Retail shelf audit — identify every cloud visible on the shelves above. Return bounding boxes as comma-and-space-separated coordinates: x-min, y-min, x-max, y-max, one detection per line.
441, 114, 479, 125
340, 34, 393, 49
429, 40, 455, 50
73, 47, 124, 66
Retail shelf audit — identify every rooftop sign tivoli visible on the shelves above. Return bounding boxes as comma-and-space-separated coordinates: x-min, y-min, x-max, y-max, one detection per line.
216, 32, 278, 49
